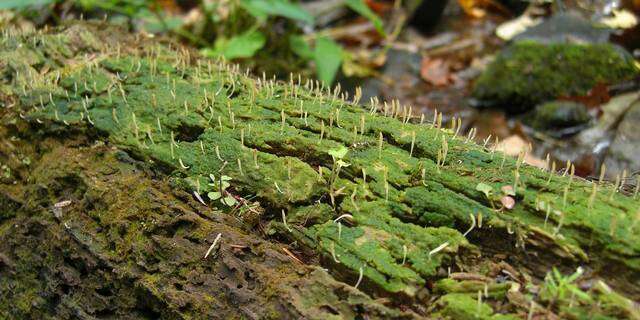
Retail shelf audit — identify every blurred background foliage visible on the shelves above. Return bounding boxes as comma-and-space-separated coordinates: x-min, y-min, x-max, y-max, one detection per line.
0, 0, 392, 85
3, 0, 640, 182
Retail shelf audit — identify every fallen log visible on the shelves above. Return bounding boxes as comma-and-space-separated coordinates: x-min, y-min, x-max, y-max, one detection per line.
1, 21, 638, 319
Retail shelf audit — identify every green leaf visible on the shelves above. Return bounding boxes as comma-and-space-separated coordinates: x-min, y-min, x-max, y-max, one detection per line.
289, 35, 313, 60
569, 287, 593, 302
222, 196, 238, 206
208, 191, 222, 201
328, 146, 349, 160
336, 159, 350, 168
240, 0, 314, 24
139, 11, 184, 33
202, 30, 266, 60
314, 37, 343, 85
0, 0, 54, 9
475, 183, 493, 198
344, 0, 386, 36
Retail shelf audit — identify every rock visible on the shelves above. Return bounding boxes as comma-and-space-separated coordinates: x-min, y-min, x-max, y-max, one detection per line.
355, 48, 422, 103
575, 91, 640, 153
604, 99, 640, 177
471, 41, 639, 112
525, 101, 591, 136
514, 12, 612, 44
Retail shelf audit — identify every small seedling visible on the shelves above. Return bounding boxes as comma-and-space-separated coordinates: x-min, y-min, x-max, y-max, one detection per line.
355, 265, 364, 289
178, 158, 190, 169
282, 209, 292, 232
401, 245, 407, 265
331, 241, 340, 263
328, 146, 349, 183
463, 212, 476, 237
215, 145, 223, 161
193, 190, 207, 206
237, 158, 244, 176
334, 214, 353, 223
428, 242, 449, 259
409, 131, 416, 157
378, 132, 383, 159
131, 112, 139, 140
539, 267, 592, 307
207, 174, 237, 207
610, 173, 621, 200
253, 149, 259, 169
204, 233, 222, 259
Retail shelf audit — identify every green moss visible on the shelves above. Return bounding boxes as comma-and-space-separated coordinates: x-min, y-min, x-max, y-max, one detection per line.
435, 293, 505, 320
288, 203, 335, 225
434, 278, 510, 299
472, 41, 639, 111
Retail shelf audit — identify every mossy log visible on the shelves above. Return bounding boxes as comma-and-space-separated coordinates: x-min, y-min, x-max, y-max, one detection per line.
1, 22, 639, 319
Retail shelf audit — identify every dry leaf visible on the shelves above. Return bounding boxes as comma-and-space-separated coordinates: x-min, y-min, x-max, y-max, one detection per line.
494, 135, 546, 169
501, 185, 515, 196
496, 14, 541, 40
559, 83, 610, 109
600, 9, 638, 29
420, 57, 451, 86
458, 0, 486, 18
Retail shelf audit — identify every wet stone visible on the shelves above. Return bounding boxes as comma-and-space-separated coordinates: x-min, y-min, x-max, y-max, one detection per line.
604, 99, 640, 177
525, 100, 591, 137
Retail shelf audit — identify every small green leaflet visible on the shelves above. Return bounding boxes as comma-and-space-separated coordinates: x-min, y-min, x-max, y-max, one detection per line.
344, 0, 385, 36
328, 145, 349, 160
475, 182, 493, 198
241, 0, 314, 25
314, 37, 342, 85
208, 191, 222, 201
222, 196, 238, 206
202, 30, 266, 60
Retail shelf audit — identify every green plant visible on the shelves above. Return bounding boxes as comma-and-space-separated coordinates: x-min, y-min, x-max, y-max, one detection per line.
327, 145, 350, 205
328, 145, 349, 185
208, 174, 238, 207
5, 0, 385, 85
539, 267, 592, 307
216, 0, 385, 84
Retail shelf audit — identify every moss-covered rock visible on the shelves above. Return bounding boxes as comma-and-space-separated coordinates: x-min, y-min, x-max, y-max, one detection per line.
525, 100, 591, 135
472, 41, 639, 112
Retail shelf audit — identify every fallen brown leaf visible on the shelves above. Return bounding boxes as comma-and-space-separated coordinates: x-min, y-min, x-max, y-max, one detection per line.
420, 57, 451, 86
494, 135, 546, 169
